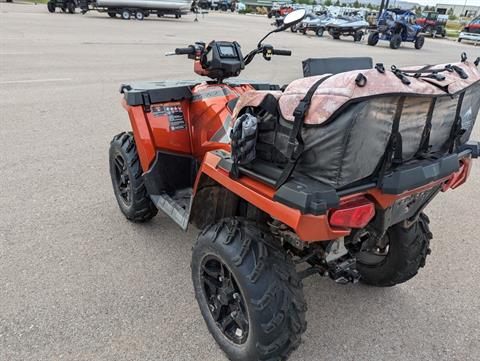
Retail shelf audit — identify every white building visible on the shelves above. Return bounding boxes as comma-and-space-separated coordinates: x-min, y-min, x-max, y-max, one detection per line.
436, 3, 480, 18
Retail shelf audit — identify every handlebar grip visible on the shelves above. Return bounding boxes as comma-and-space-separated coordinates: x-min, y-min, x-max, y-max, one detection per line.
273, 49, 292, 56
175, 47, 195, 55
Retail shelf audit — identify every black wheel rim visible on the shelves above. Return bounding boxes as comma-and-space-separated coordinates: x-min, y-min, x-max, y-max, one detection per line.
113, 154, 132, 207
355, 232, 390, 266
200, 255, 249, 344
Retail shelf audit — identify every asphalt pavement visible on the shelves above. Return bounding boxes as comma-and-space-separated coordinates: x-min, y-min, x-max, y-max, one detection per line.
1, 3, 479, 361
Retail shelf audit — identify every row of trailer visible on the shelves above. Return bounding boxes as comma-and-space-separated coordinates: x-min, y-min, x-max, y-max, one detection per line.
47, 0, 192, 20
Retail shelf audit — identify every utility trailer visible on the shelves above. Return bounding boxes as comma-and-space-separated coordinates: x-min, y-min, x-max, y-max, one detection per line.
79, 0, 192, 20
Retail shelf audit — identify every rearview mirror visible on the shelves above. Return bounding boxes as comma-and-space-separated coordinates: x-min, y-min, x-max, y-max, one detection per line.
283, 9, 306, 28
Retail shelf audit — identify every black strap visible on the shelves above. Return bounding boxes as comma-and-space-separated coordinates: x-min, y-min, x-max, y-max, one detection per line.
445, 91, 466, 153
416, 98, 436, 156
378, 97, 406, 183
274, 75, 332, 189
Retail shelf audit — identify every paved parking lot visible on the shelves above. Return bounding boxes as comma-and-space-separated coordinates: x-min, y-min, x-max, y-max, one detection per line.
1, 3, 479, 361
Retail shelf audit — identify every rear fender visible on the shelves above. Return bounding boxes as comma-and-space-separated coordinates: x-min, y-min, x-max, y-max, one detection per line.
191, 151, 350, 242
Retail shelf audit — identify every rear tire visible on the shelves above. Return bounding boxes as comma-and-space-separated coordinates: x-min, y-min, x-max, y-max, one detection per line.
135, 10, 144, 20
108, 11, 116, 18
192, 218, 307, 361
67, 1, 75, 13
367, 31, 379, 46
47, 1, 56, 12
353, 30, 364, 42
415, 34, 425, 49
389, 33, 402, 49
356, 213, 432, 287
316, 27, 324, 37
109, 132, 157, 222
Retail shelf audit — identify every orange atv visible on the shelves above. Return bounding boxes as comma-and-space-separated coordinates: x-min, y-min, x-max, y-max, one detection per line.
109, 10, 480, 361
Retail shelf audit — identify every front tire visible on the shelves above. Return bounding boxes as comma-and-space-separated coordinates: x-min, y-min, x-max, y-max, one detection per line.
415, 34, 425, 49
109, 132, 157, 222
389, 33, 402, 49
316, 27, 324, 37
356, 213, 432, 287
192, 218, 307, 361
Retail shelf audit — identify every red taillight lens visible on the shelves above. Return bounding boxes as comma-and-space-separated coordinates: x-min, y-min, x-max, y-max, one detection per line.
329, 197, 375, 229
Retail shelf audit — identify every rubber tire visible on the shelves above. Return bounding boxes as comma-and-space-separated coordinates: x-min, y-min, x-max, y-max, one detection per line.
290, 25, 298, 33
458, 38, 462, 43
47, 1, 56, 12
367, 31, 379, 46
357, 213, 432, 287
316, 27, 324, 37
67, 1, 75, 13
61, 6, 67, 12
108, 11, 116, 18
109, 132, 157, 222
331, 31, 340, 40
135, 11, 144, 20
353, 30, 363, 42
121, 9, 130, 20
192, 218, 307, 361
389, 34, 402, 49
415, 35, 425, 49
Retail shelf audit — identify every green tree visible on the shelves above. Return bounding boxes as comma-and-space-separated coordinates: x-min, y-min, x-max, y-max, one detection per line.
353, 0, 360, 8
367, 3, 373, 10
334, 0, 340, 6
324, 0, 332, 6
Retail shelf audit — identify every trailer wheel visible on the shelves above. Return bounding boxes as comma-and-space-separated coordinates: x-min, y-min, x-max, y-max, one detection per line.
316, 27, 324, 37
61, 5, 67, 12
47, 1, 56, 13
121, 9, 130, 20
108, 11, 116, 18
135, 11, 144, 20
67, 1, 75, 13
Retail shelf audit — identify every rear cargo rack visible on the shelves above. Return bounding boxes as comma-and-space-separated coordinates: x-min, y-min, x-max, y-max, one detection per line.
216, 142, 478, 215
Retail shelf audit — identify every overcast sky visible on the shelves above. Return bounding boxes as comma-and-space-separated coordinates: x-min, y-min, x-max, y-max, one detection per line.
412, 0, 477, 6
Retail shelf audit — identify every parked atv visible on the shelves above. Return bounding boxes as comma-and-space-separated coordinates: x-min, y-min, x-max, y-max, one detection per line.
416, 11, 447, 38
368, 8, 425, 49
109, 9, 480, 361
47, 0, 77, 13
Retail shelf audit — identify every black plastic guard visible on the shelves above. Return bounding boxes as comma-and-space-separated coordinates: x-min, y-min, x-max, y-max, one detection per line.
458, 140, 480, 158
380, 153, 460, 194
273, 174, 340, 216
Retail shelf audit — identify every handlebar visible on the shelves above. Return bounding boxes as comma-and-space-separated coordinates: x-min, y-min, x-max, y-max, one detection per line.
272, 49, 291, 56
175, 46, 195, 55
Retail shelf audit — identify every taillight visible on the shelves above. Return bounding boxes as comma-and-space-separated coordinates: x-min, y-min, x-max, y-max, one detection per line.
329, 197, 375, 229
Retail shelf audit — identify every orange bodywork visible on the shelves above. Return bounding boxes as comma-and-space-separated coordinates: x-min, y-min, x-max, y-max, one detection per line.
123, 81, 474, 243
